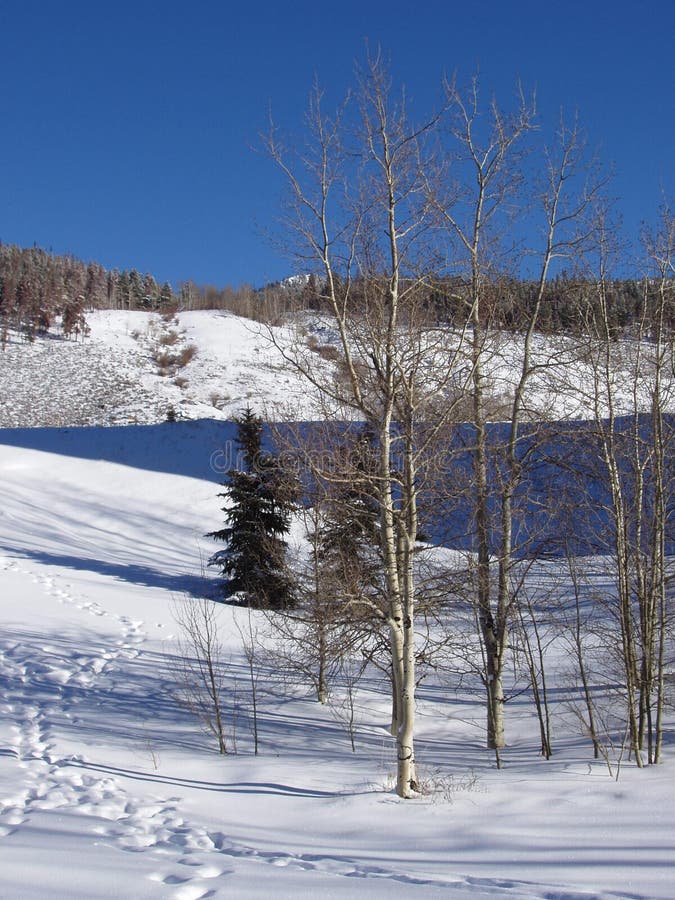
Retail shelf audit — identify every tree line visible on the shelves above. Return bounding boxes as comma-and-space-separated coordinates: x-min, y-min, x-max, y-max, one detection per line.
0, 243, 177, 344
0, 241, 669, 349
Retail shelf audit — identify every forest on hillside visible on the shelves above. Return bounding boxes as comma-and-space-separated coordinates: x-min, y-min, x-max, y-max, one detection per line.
0, 241, 670, 345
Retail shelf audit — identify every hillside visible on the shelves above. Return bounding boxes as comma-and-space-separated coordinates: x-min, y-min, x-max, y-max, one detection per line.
0, 310, 326, 427
1, 309, 671, 429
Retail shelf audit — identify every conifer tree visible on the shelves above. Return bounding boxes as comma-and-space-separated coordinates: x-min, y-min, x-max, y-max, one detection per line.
207, 408, 295, 609
316, 425, 381, 606
117, 270, 131, 308
143, 273, 159, 309
129, 269, 145, 308
159, 281, 175, 310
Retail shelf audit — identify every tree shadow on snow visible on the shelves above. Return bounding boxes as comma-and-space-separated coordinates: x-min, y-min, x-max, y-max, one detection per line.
0, 624, 390, 783
0, 543, 215, 598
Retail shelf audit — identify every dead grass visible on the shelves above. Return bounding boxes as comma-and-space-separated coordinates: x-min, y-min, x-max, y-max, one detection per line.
307, 334, 341, 362
153, 343, 198, 375
158, 330, 180, 347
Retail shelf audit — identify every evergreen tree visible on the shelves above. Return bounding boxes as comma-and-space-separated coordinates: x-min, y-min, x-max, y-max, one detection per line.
159, 281, 175, 310
315, 425, 381, 610
300, 272, 321, 310
143, 272, 159, 309
117, 270, 131, 308
207, 408, 296, 609
129, 268, 145, 308
84, 261, 106, 308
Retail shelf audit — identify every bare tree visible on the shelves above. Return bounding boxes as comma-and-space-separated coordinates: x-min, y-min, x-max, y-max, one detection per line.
172, 597, 229, 754
235, 608, 261, 755
267, 55, 476, 797
431, 77, 602, 758
573, 201, 674, 765
266, 53, 665, 788
261, 497, 376, 706
562, 550, 602, 760
511, 561, 556, 759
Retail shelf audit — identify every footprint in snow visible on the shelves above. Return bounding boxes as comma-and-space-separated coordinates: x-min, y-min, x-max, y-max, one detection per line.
180, 865, 224, 879
171, 885, 213, 900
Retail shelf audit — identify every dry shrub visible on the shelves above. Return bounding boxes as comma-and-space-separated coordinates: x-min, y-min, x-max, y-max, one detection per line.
307, 334, 341, 362
161, 304, 180, 322
317, 344, 341, 362
158, 330, 180, 346
154, 349, 175, 369
178, 343, 198, 366
153, 343, 198, 374
208, 391, 231, 410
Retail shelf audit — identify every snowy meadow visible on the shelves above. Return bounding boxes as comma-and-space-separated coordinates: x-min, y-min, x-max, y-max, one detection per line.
0, 311, 674, 899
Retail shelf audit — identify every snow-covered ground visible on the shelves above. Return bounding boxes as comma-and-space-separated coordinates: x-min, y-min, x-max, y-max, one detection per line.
1, 309, 671, 428
1, 310, 673, 897
1, 426, 674, 899
0, 311, 329, 427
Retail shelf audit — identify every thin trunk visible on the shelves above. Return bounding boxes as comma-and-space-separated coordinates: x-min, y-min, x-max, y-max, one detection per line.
471, 289, 504, 753
398, 416, 419, 792
569, 557, 600, 758
649, 261, 669, 763
594, 275, 642, 766
652, 393, 667, 762
317, 623, 328, 704
207, 657, 227, 754
518, 592, 552, 759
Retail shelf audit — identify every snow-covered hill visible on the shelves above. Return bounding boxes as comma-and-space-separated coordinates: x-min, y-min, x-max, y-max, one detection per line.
2, 309, 672, 428
0, 310, 328, 427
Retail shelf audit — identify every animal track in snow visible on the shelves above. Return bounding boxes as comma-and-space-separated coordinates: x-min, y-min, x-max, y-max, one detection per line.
0, 556, 236, 897
2, 554, 426, 895
0, 556, 152, 842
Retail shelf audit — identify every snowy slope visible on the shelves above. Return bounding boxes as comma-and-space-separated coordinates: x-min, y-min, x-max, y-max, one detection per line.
0, 310, 330, 427
2, 309, 672, 429
1, 429, 674, 899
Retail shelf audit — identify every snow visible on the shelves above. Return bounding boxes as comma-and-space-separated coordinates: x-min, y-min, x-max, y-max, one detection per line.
2, 309, 670, 430
0, 310, 327, 427
0, 435, 673, 898
1, 310, 674, 898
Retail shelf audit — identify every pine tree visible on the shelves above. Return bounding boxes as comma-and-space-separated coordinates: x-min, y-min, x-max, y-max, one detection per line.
129, 269, 145, 308
207, 408, 296, 609
143, 273, 159, 309
159, 281, 175, 310
117, 270, 131, 309
316, 425, 381, 608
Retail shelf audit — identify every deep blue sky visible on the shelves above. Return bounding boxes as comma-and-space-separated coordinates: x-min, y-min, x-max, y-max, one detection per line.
0, 1, 672, 288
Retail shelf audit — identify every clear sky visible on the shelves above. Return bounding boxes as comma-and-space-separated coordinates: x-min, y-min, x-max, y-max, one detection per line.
0, 0, 672, 288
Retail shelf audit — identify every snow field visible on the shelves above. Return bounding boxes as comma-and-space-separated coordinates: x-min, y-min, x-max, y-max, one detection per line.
0, 433, 673, 898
